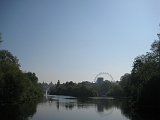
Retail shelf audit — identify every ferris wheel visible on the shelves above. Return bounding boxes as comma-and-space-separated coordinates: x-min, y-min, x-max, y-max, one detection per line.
94, 72, 115, 83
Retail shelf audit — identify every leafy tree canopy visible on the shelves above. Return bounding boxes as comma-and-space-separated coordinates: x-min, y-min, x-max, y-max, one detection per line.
0, 50, 42, 104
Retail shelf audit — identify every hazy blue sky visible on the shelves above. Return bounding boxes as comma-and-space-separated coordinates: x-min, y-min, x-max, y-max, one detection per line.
0, 0, 160, 83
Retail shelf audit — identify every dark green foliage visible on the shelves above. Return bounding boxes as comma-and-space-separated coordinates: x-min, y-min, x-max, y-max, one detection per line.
50, 81, 98, 97
129, 40, 160, 108
118, 38, 160, 109
106, 84, 124, 97
89, 80, 113, 96
0, 50, 42, 104
77, 84, 98, 97
119, 73, 131, 97
25, 72, 38, 85
99, 80, 113, 96
0, 62, 26, 103
136, 74, 160, 108
50, 80, 118, 97
0, 50, 20, 67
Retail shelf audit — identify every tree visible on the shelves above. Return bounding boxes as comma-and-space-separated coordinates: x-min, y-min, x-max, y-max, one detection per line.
0, 50, 42, 104
99, 80, 112, 96
119, 73, 131, 97
0, 50, 25, 103
106, 84, 124, 97
25, 72, 38, 85
135, 74, 160, 108
0, 50, 20, 67
50, 81, 97, 97
151, 39, 160, 68
129, 37, 160, 108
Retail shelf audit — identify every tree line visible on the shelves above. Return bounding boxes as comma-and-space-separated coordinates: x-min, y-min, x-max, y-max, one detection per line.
49, 79, 123, 98
50, 81, 98, 97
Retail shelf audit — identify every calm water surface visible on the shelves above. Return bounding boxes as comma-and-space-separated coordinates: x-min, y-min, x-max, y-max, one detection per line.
30, 95, 130, 120
0, 95, 159, 120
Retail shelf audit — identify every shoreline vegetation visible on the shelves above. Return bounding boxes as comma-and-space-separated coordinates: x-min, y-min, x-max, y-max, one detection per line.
0, 49, 43, 105
0, 32, 160, 113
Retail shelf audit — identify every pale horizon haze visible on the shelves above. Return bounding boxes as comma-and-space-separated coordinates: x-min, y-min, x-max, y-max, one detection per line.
0, 0, 160, 84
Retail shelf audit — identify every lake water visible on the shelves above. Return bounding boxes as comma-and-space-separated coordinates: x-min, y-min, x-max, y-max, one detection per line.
31, 95, 130, 120
0, 95, 159, 120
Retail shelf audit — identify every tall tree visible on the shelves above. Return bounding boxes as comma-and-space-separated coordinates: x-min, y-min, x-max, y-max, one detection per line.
0, 50, 42, 104
129, 35, 160, 108
119, 73, 131, 97
0, 50, 25, 103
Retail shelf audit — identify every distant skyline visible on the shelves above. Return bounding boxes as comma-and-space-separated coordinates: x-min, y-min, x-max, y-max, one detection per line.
0, 0, 160, 83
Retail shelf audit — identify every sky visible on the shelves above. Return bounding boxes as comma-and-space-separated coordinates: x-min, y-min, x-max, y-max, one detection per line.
0, 0, 160, 84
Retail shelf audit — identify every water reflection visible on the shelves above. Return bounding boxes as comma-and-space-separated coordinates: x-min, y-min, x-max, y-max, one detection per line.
42, 95, 160, 120
1, 96, 159, 120
0, 100, 39, 120
77, 98, 126, 117
42, 95, 129, 117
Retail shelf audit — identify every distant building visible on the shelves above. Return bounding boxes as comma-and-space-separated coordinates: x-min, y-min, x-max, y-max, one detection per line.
97, 77, 103, 84
49, 81, 54, 88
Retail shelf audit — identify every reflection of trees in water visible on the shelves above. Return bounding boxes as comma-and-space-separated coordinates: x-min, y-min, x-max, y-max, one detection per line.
95, 99, 116, 116
113, 99, 160, 120
119, 99, 132, 119
77, 98, 129, 117
42, 96, 130, 119
77, 98, 96, 110
77, 98, 115, 116
71, 98, 160, 119
97, 102, 104, 112
133, 108, 160, 120
42, 96, 77, 110
0, 100, 39, 120
65, 102, 75, 110
56, 101, 59, 110
42, 96, 160, 119
58, 100, 77, 110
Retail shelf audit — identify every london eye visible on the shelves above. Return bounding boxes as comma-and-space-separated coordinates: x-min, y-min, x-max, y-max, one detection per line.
94, 72, 115, 83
